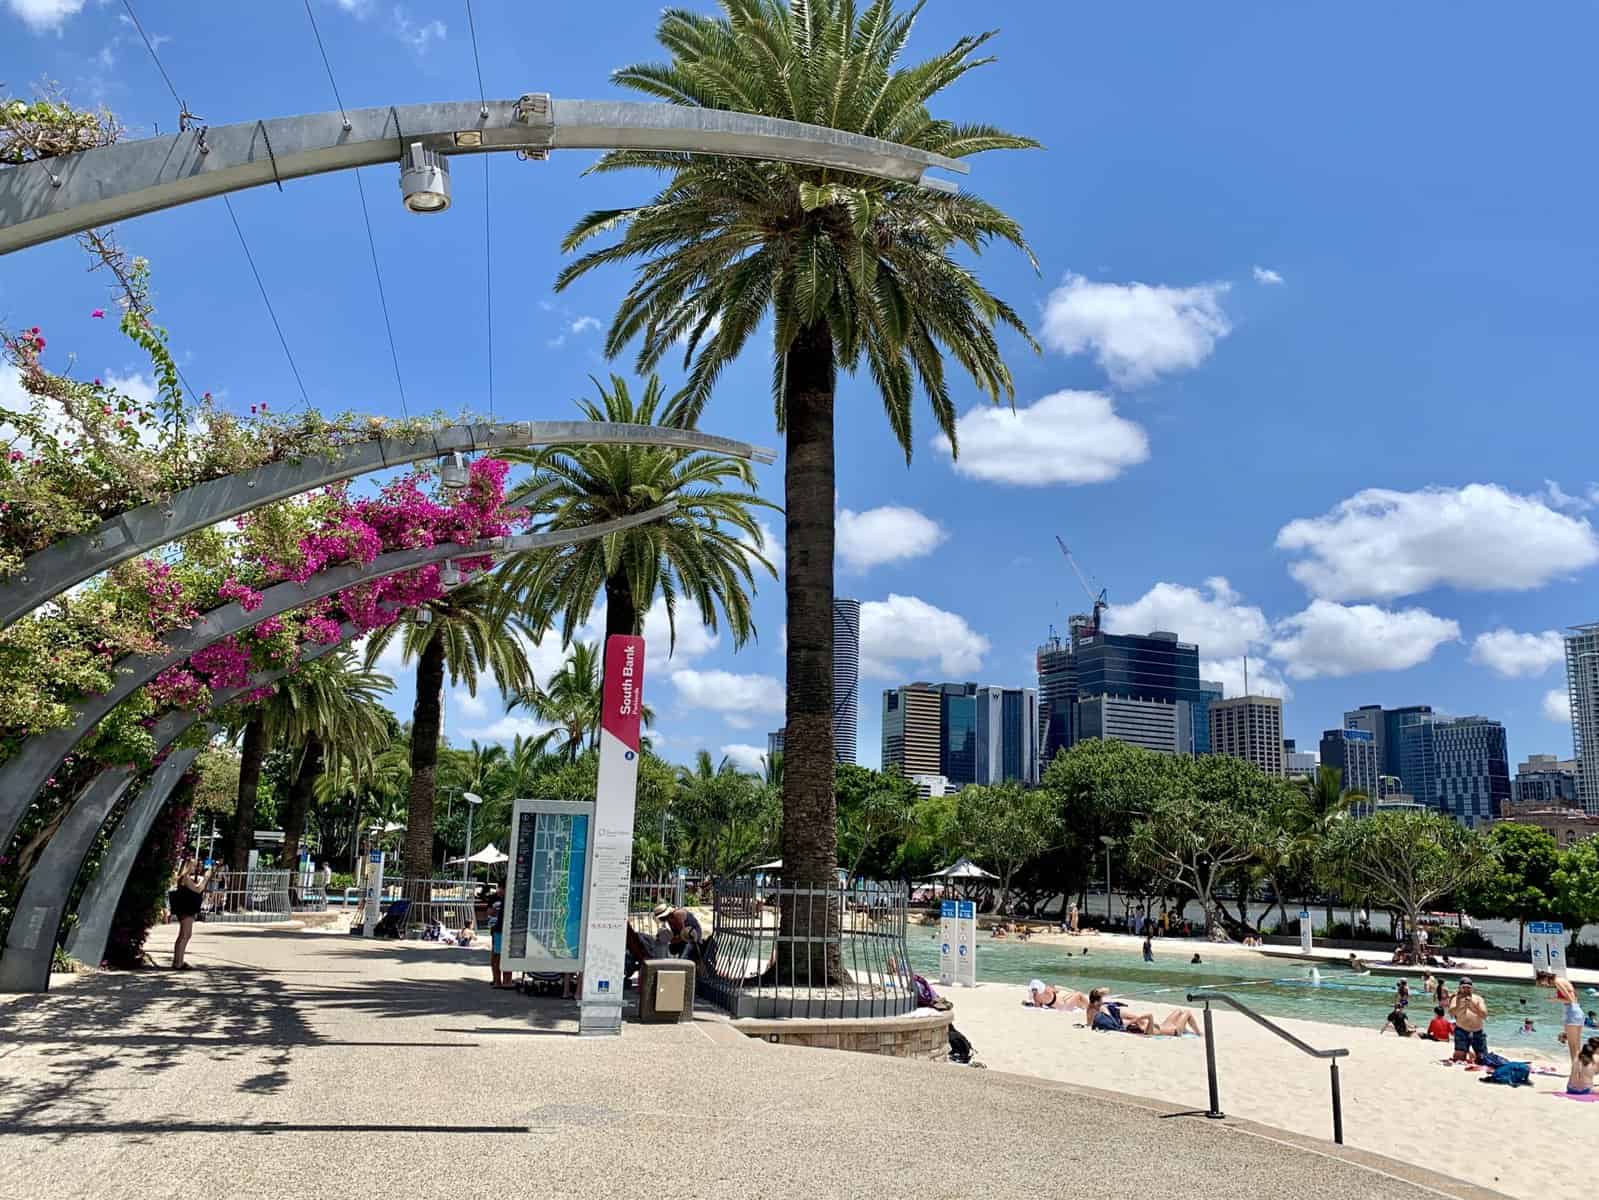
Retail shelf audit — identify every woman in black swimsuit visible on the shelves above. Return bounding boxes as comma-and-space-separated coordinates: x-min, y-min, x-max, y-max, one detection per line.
168, 858, 215, 970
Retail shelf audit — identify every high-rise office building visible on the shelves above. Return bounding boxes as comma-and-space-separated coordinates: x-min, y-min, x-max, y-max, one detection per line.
881, 684, 943, 776
1565, 624, 1599, 816
767, 729, 784, 762
1432, 715, 1510, 827
939, 682, 978, 787
1512, 754, 1580, 807
1283, 738, 1317, 779
1209, 696, 1285, 776
1072, 629, 1205, 755
1078, 695, 1185, 755
1195, 680, 1224, 756
1320, 728, 1379, 802
833, 598, 861, 765
975, 686, 1039, 785
1036, 632, 1077, 771
1343, 704, 1434, 791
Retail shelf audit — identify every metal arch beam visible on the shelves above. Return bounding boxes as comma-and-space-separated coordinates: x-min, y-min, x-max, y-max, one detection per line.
0, 97, 967, 255
0, 421, 773, 631
59, 624, 362, 979
0, 501, 675, 851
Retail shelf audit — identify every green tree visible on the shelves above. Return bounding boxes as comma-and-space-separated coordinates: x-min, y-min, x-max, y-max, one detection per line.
362, 579, 537, 884
1296, 765, 1362, 931
1317, 810, 1496, 960
671, 750, 780, 880
835, 763, 917, 883
954, 781, 1058, 912
559, 1, 1037, 977
1125, 755, 1272, 936
499, 373, 776, 647
1552, 836, 1599, 935
1457, 821, 1561, 951
508, 641, 651, 761
1042, 738, 1168, 906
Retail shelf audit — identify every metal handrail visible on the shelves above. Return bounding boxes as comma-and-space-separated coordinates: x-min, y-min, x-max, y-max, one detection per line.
1187, 990, 1349, 1145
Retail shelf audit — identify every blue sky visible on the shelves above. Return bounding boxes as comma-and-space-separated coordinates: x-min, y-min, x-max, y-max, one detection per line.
5, 1, 1598, 775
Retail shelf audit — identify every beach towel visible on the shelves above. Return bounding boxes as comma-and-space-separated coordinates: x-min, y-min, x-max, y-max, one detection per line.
1553, 1091, 1599, 1102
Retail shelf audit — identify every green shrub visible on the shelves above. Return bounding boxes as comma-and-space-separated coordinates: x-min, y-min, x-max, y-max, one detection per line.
50, 945, 78, 973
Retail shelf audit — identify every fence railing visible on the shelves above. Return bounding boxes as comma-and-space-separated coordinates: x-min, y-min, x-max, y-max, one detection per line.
346, 879, 483, 937
700, 876, 915, 1020
1187, 990, 1349, 1144
201, 869, 292, 924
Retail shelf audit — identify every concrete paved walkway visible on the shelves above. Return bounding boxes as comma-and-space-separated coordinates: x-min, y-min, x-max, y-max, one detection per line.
1, 923, 1501, 1200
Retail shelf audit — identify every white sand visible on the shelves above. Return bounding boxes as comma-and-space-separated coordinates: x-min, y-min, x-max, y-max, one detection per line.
947, 981, 1591, 1200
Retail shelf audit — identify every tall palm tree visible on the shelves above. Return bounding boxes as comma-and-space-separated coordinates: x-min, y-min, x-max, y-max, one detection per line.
498, 373, 776, 648
1296, 765, 1363, 931
556, 1, 1036, 976
363, 579, 537, 885
268, 650, 395, 875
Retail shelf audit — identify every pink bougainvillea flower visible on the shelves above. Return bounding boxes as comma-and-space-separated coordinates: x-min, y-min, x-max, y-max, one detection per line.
91, 308, 105, 319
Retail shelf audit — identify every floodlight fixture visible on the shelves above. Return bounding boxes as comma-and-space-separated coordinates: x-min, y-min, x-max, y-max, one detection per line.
399, 141, 451, 214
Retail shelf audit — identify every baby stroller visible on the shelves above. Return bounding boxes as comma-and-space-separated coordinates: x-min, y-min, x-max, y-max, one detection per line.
372, 899, 411, 939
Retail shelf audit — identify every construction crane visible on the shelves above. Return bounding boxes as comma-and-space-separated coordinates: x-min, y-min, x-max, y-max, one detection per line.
1055, 536, 1108, 634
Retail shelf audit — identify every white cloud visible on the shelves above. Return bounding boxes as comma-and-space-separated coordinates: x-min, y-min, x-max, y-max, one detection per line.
1544, 688, 1572, 724
333, 0, 372, 13
858, 594, 989, 679
836, 506, 946, 571
1269, 600, 1460, 679
1470, 628, 1565, 678
1105, 576, 1268, 661
1277, 484, 1599, 601
354, 632, 411, 679
7, 0, 86, 32
1040, 272, 1232, 387
1542, 480, 1598, 513
391, 6, 445, 50
1251, 266, 1284, 285
461, 714, 553, 744
931, 390, 1148, 486
452, 688, 489, 719
719, 743, 768, 773
568, 315, 601, 335
518, 596, 719, 690
1199, 658, 1290, 700
671, 669, 784, 715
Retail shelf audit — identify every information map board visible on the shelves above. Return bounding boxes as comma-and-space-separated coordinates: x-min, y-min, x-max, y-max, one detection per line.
502, 799, 595, 974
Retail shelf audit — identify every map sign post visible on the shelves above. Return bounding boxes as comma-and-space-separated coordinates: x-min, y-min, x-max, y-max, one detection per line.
956, 899, 977, 987
503, 800, 593, 974
579, 634, 646, 1036
1529, 921, 1567, 978
362, 850, 384, 937
938, 899, 956, 986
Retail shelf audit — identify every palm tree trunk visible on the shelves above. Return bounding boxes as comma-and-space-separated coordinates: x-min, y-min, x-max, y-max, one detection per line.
228, 713, 268, 874
404, 636, 446, 895
280, 733, 323, 901
605, 571, 639, 639
777, 322, 843, 985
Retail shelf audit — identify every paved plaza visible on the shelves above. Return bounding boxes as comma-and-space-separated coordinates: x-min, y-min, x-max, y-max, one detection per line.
0, 923, 1501, 1200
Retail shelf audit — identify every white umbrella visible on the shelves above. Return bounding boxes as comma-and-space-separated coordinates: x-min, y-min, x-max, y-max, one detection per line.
753, 858, 783, 871
445, 842, 509, 867
919, 857, 999, 881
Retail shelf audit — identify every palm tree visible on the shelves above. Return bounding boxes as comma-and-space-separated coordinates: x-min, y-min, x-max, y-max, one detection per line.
1295, 765, 1363, 932
268, 650, 395, 876
556, 1, 1036, 977
498, 373, 776, 648
362, 579, 537, 886
508, 641, 655, 760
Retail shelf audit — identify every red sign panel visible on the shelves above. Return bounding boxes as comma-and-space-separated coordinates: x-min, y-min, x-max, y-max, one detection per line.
601, 634, 645, 753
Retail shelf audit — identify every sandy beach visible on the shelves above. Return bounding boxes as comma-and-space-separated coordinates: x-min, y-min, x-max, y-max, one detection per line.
946, 980, 1590, 1200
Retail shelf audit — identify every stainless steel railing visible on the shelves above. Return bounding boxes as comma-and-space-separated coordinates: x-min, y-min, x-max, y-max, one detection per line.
200, 870, 293, 924
1187, 990, 1350, 1144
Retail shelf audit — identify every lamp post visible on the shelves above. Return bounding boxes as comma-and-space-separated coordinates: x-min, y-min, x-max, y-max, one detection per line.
462, 792, 482, 889
1100, 835, 1116, 922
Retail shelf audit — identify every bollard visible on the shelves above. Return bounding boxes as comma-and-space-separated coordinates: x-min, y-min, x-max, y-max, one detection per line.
1202, 1000, 1224, 1119
1329, 1061, 1344, 1145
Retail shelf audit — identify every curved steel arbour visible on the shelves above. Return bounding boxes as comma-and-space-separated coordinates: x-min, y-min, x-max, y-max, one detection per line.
0, 97, 967, 255
6, 619, 365, 992
0, 421, 773, 631
0, 501, 675, 852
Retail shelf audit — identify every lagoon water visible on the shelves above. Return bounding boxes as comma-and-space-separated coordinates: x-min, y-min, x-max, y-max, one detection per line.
906, 935, 1581, 1050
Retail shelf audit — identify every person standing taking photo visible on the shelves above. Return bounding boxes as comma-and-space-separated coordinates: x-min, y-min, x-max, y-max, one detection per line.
168, 858, 216, 970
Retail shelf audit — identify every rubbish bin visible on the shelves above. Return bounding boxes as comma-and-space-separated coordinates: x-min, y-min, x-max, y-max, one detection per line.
640, 958, 695, 1024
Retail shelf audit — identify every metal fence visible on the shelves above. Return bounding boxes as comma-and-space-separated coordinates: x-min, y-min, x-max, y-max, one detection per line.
344, 879, 482, 937
699, 876, 916, 1020
201, 869, 293, 924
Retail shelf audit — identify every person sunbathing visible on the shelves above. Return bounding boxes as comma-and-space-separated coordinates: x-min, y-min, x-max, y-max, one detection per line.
1085, 987, 1203, 1037
1024, 979, 1088, 1010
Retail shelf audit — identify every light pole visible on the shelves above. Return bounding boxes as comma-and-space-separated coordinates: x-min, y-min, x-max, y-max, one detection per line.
1100, 835, 1116, 922
462, 792, 482, 889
